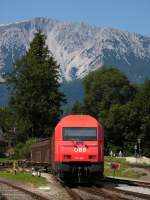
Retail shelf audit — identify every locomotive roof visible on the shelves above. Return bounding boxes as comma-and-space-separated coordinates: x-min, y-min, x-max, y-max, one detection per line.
57, 115, 100, 127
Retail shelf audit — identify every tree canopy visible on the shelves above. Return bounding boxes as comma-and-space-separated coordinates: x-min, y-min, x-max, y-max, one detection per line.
84, 67, 136, 118
6, 31, 66, 140
1, 35, 150, 158
82, 67, 149, 156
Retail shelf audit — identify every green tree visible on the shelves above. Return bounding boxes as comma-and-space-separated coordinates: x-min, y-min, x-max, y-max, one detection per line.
130, 80, 150, 156
71, 101, 84, 114
7, 31, 66, 140
0, 107, 16, 141
84, 67, 136, 118
104, 103, 137, 154
0, 107, 13, 133
84, 67, 137, 154
13, 138, 37, 159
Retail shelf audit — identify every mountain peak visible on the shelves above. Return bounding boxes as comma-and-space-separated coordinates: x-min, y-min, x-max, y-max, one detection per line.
0, 17, 150, 83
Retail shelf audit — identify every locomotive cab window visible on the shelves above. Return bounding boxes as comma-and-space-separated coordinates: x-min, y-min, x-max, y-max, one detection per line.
63, 127, 97, 141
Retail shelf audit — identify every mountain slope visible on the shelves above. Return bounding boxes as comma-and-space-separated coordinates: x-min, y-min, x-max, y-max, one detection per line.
0, 17, 150, 83
0, 17, 150, 105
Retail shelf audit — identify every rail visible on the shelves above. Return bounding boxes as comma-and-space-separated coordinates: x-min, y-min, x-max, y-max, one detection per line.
0, 180, 49, 200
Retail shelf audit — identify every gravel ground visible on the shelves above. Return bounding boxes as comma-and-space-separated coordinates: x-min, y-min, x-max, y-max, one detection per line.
39, 173, 72, 200
139, 174, 150, 182
0, 173, 72, 200
0, 183, 36, 200
72, 188, 104, 200
131, 167, 150, 182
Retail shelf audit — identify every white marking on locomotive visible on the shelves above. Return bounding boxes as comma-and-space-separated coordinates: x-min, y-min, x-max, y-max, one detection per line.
74, 147, 86, 152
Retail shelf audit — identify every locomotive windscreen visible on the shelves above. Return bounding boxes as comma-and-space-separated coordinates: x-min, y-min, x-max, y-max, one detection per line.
63, 127, 97, 141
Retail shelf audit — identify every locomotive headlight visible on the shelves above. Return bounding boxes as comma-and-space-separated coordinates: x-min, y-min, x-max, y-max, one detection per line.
64, 154, 71, 159
89, 155, 96, 159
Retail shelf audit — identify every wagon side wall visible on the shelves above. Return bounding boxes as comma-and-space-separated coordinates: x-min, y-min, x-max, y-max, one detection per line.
31, 139, 51, 164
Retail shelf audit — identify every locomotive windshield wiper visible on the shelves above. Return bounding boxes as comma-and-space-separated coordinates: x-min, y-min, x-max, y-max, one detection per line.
69, 138, 82, 141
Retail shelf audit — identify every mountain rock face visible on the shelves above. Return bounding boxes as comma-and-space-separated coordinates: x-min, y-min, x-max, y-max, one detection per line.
0, 17, 150, 84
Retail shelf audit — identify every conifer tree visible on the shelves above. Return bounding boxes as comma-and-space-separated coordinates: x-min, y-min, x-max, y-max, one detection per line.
7, 31, 66, 139
71, 100, 83, 114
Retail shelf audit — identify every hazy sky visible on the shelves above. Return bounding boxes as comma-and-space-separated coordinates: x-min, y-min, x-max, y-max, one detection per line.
0, 0, 150, 36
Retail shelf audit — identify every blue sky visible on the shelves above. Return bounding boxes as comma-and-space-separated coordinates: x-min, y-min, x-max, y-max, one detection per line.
1, 0, 150, 36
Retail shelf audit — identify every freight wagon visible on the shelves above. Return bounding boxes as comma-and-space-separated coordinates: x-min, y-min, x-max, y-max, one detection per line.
31, 139, 51, 166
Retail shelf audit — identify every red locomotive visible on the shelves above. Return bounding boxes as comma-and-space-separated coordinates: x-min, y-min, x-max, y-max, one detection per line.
31, 115, 104, 182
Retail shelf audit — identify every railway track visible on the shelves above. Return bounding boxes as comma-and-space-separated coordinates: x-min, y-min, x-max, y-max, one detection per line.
1, 172, 150, 200
61, 176, 150, 200
56, 177, 83, 200
0, 180, 49, 200
104, 176, 150, 188
72, 185, 150, 200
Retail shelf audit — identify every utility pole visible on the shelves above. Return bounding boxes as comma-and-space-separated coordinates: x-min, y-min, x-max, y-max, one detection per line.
138, 138, 141, 157
134, 144, 137, 158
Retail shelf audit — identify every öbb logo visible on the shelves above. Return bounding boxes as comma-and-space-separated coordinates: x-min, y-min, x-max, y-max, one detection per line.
74, 147, 86, 152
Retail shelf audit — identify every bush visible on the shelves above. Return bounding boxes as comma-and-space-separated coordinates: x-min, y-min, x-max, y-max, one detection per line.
12, 138, 37, 159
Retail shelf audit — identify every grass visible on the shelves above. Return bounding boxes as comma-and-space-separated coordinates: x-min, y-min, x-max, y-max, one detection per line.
0, 171, 48, 187
0, 156, 149, 181
104, 156, 148, 178
0, 158, 15, 162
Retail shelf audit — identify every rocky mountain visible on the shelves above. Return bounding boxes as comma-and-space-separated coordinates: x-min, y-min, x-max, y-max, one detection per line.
0, 17, 150, 105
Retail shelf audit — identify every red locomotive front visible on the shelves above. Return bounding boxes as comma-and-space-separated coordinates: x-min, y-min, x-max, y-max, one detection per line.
51, 115, 104, 182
